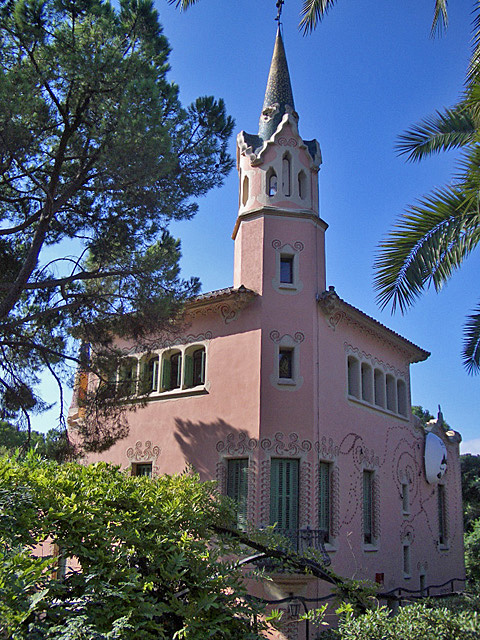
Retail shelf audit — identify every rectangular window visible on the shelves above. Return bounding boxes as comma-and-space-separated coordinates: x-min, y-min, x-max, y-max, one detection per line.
363, 471, 374, 545
279, 348, 293, 379
133, 463, 152, 477
227, 459, 248, 529
403, 544, 411, 577
318, 462, 331, 542
270, 458, 299, 532
438, 484, 447, 545
280, 255, 294, 284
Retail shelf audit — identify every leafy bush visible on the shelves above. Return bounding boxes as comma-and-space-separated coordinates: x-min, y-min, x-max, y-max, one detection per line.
333, 601, 479, 640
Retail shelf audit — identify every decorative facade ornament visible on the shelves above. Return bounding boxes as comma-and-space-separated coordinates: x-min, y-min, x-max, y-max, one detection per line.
126, 440, 160, 463
260, 432, 312, 456
269, 330, 305, 344
126, 440, 161, 475
216, 432, 258, 456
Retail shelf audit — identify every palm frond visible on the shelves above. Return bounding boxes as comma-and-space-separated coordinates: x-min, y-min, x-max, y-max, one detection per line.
396, 106, 475, 162
167, 0, 199, 10
374, 186, 480, 313
431, 0, 448, 36
463, 303, 480, 374
467, 0, 480, 87
299, 0, 338, 35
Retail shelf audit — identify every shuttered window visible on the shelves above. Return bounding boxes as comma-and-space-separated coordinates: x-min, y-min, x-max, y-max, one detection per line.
363, 471, 374, 544
270, 458, 299, 531
227, 459, 248, 530
318, 462, 331, 542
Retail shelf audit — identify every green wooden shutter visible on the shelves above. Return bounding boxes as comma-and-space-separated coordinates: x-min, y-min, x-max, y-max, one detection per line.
363, 471, 373, 543
161, 357, 171, 390
318, 462, 330, 540
227, 459, 248, 529
270, 459, 299, 532
184, 355, 193, 388
139, 359, 148, 394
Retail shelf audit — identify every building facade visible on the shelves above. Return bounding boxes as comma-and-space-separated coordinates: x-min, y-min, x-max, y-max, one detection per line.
69, 27, 465, 633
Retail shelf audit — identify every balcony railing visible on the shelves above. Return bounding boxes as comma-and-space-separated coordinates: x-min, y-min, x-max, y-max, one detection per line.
254, 527, 331, 570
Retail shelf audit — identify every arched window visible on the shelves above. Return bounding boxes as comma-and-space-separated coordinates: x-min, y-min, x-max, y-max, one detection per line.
161, 350, 182, 391
397, 379, 407, 416
386, 374, 397, 412
347, 356, 360, 398
242, 175, 249, 206
282, 154, 291, 196
143, 355, 159, 393
361, 363, 373, 403
374, 369, 385, 408
184, 346, 206, 388
267, 169, 277, 196
118, 358, 137, 397
298, 171, 307, 200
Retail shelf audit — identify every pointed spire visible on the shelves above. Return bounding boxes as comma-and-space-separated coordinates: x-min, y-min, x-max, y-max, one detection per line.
258, 28, 296, 141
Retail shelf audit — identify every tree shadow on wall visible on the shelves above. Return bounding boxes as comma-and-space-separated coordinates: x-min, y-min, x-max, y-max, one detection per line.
173, 417, 251, 479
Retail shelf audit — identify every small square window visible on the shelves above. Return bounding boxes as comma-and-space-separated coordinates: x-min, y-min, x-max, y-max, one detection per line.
280, 256, 294, 284
133, 463, 152, 477
279, 348, 293, 379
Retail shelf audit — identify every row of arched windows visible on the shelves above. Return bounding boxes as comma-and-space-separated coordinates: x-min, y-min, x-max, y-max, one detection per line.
241, 153, 309, 206
347, 355, 408, 417
115, 345, 206, 397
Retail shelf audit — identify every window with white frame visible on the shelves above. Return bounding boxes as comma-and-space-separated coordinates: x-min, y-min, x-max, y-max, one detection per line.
272, 242, 303, 294
161, 350, 182, 391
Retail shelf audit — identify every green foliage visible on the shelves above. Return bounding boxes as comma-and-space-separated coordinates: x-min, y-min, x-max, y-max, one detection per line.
0, 0, 234, 440
412, 405, 435, 427
0, 455, 265, 639
0, 420, 73, 460
334, 601, 480, 640
465, 517, 480, 589
461, 454, 480, 532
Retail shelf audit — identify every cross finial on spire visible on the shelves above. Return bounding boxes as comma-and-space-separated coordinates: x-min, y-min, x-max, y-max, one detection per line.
275, 0, 284, 25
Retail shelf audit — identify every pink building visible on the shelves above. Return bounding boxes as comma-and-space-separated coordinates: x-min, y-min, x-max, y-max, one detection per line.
70, 27, 464, 630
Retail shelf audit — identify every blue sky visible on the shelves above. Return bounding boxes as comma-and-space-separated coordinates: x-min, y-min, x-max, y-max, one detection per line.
36, 0, 479, 452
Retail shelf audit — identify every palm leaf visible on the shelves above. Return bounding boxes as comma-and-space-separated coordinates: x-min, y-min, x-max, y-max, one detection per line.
299, 0, 339, 35
463, 303, 480, 374
431, 0, 448, 36
168, 0, 199, 9
396, 106, 475, 162
467, 0, 480, 88
374, 186, 480, 313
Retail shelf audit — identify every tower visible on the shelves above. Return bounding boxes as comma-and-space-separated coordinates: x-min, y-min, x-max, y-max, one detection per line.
233, 28, 326, 297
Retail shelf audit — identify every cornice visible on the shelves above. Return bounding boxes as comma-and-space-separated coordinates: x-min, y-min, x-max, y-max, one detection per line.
232, 207, 328, 240
317, 287, 430, 363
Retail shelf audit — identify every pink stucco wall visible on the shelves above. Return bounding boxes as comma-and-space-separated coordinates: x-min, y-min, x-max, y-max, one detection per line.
71, 92, 464, 639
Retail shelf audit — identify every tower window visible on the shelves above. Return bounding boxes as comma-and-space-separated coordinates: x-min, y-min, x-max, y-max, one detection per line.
298, 171, 307, 200
280, 255, 294, 284
282, 154, 291, 196
242, 175, 249, 206
279, 348, 293, 379
267, 170, 277, 196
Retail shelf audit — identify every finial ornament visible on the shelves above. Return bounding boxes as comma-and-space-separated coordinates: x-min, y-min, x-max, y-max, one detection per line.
275, 0, 284, 25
